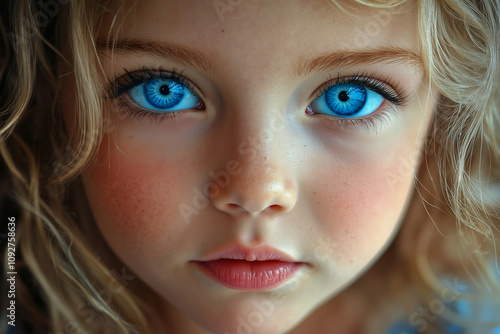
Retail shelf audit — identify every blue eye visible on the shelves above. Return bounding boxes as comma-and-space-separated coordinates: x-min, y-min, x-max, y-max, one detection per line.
311, 83, 384, 118
128, 78, 201, 111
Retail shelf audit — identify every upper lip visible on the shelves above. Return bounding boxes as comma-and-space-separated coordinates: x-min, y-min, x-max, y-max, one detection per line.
198, 244, 297, 262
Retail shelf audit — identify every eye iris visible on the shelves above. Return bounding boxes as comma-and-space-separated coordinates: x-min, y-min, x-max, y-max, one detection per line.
144, 79, 185, 109
325, 83, 367, 116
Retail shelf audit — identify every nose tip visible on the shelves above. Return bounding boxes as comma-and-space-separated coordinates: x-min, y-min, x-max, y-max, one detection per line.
211, 173, 298, 218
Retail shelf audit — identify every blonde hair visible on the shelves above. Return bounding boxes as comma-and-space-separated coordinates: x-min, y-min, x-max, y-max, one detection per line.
0, 0, 499, 333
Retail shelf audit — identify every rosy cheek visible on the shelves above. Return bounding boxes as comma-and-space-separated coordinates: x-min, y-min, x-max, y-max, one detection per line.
312, 143, 415, 267
82, 139, 188, 255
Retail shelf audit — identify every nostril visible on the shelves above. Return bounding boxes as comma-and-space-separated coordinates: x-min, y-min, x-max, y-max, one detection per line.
269, 204, 283, 212
226, 203, 239, 210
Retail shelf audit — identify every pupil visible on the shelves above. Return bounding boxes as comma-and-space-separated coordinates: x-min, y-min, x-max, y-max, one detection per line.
159, 85, 170, 95
338, 91, 349, 102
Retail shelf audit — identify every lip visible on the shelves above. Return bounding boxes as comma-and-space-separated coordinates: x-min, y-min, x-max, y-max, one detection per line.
194, 245, 303, 291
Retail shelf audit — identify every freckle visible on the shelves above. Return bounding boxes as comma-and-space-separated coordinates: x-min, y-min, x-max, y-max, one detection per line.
221, 29, 225, 32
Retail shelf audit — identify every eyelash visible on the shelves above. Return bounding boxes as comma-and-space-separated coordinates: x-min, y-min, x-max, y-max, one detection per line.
105, 67, 203, 124
104, 67, 409, 131
309, 72, 409, 132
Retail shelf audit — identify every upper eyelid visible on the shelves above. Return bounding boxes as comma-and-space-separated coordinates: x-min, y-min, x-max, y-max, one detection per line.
104, 68, 206, 100
105, 68, 409, 109
311, 74, 408, 106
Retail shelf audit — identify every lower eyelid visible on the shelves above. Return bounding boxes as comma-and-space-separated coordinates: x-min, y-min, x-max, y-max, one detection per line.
314, 103, 398, 133
111, 95, 187, 124
116, 89, 206, 116
109, 69, 402, 130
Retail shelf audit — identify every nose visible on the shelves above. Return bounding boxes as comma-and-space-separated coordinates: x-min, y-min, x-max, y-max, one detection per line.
209, 126, 298, 219
211, 158, 298, 217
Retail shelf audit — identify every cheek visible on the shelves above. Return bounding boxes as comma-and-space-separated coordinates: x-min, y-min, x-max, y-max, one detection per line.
311, 139, 417, 269
81, 137, 190, 256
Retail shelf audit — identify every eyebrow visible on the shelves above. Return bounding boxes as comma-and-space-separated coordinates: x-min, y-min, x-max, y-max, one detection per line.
96, 39, 216, 74
96, 39, 422, 76
295, 47, 423, 76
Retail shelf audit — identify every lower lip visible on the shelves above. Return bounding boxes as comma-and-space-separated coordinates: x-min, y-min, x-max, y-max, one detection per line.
196, 260, 302, 291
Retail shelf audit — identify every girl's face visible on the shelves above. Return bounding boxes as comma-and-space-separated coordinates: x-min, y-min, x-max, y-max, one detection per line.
76, 0, 435, 332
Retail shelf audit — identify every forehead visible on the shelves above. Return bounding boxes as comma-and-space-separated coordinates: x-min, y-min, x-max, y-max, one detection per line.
101, 0, 419, 74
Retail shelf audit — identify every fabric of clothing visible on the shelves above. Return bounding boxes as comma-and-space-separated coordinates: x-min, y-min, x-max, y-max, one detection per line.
387, 268, 500, 334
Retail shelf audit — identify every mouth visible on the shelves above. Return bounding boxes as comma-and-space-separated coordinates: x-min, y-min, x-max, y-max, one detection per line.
193, 245, 304, 291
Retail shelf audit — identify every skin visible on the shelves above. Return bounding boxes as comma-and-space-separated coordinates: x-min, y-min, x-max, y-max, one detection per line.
66, 0, 437, 333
